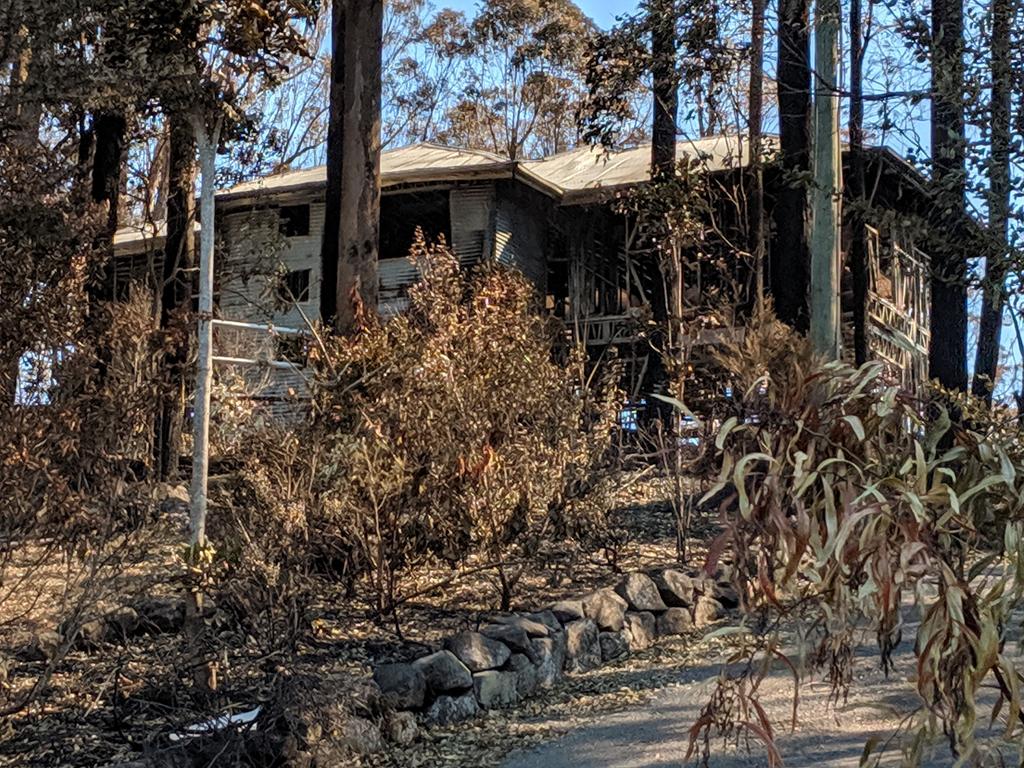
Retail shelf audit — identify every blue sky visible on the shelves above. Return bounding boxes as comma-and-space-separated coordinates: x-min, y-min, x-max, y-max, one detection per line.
443, 0, 639, 29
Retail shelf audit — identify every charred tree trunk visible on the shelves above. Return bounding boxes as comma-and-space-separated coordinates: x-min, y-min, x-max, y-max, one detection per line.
848, 0, 869, 366
335, 0, 382, 333
321, 0, 345, 326
772, 0, 812, 332
91, 111, 127, 239
155, 114, 196, 479
650, 1, 678, 179
972, 0, 1012, 403
928, 0, 968, 392
748, 0, 766, 304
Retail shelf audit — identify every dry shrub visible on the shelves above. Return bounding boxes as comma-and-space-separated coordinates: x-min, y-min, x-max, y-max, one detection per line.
685, 307, 1024, 765
213, 235, 620, 619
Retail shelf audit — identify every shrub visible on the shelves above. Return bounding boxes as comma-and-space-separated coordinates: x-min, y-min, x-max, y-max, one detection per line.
685, 307, 1024, 764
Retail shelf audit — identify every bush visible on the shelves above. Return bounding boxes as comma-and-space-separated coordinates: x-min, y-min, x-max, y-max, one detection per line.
686, 307, 1024, 764
212, 235, 620, 618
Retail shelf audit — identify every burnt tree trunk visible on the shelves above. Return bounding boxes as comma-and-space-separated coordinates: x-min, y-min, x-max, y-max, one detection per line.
650, 1, 678, 179
155, 114, 196, 479
321, 0, 345, 326
848, 0, 869, 366
772, 0, 811, 332
972, 0, 1012, 403
928, 0, 968, 392
91, 111, 126, 239
335, 0, 382, 333
748, 0, 766, 304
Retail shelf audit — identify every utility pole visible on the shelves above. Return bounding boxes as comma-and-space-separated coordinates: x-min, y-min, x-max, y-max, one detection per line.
810, 0, 841, 358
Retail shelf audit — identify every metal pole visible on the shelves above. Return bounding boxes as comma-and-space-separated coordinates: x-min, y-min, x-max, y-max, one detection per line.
810, 0, 841, 359
188, 116, 221, 550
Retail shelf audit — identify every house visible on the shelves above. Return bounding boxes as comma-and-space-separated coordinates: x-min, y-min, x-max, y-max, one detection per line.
110, 136, 934, 409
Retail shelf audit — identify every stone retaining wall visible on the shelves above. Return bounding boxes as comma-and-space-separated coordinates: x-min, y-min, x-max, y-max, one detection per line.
373, 566, 737, 725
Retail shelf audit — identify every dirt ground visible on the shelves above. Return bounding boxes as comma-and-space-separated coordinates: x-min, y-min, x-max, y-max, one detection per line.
0, 472, 713, 767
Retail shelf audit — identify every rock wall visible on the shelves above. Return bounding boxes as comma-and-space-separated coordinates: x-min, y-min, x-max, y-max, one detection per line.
372, 566, 737, 726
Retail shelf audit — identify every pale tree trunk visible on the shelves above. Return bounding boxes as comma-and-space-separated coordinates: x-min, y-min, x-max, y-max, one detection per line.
772, 0, 812, 332
187, 113, 222, 692
810, 0, 841, 358
748, 0, 766, 304
848, 0, 870, 366
972, 0, 1013, 403
155, 114, 196, 479
321, 0, 345, 326
928, 0, 968, 392
335, 0, 382, 333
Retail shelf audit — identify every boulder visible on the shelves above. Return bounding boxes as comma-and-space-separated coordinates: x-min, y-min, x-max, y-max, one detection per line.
524, 610, 562, 635
550, 599, 584, 624
105, 605, 140, 638
615, 573, 668, 613
582, 588, 628, 632
493, 614, 550, 638
652, 569, 696, 608
509, 653, 538, 698
694, 596, 723, 628
473, 669, 518, 709
481, 623, 538, 662
531, 634, 566, 688
339, 715, 382, 756
713, 582, 740, 610
444, 631, 511, 672
563, 618, 601, 673
426, 692, 480, 725
372, 663, 426, 710
412, 650, 472, 695
27, 630, 61, 661
384, 711, 418, 746
624, 611, 656, 651
656, 607, 693, 637
75, 618, 109, 649
598, 631, 629, 662
134, 596, 186, 634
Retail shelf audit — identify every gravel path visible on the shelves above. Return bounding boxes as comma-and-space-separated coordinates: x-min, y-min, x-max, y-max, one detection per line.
501, 623, 977, 768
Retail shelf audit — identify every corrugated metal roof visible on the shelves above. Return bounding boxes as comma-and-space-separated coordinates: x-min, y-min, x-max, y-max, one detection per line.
219, 142, 512, 200
519, 135, 774, 202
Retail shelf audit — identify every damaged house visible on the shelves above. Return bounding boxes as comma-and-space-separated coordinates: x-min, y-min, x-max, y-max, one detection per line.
110, 136, 933, 413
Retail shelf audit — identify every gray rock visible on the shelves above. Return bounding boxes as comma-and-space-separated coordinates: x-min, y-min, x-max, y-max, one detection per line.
713, 581, 740, 609
615, 572, 668, 613
412, 650, 472, 694
550, 599, 584, 624
481, 623, 538, 662
599, 631, 629, 661
582, 588, 628, 631
652, 569, 696, 607
531, 633, 566, 688
509, 653, 538, 698
104, 606, 140, 640
384, 711, 418, 746
134, 596, 185, 634
473, 669, 518, 708
493, 614, 550, 638
444, 630, 511, 672
656, 607, 693, 636
694, 596, 724, 628
524, 610, 562, 634
624, 611, 656, 650
339, 715, 383, 756
563, 618, 601, 673
373, 663, 426, 710
426, 692, 480, 725
27, 630, 61, 661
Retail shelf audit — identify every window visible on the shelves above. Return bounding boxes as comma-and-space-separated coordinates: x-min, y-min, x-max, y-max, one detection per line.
380, 190, 451, 260
278, 268, 311, 304
278, 204, 310, 237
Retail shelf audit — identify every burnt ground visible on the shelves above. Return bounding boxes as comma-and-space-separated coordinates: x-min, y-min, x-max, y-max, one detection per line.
0, 472, 717, 767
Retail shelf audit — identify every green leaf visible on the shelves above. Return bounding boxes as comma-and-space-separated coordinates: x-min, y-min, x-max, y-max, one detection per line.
842, 414, 866, 442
